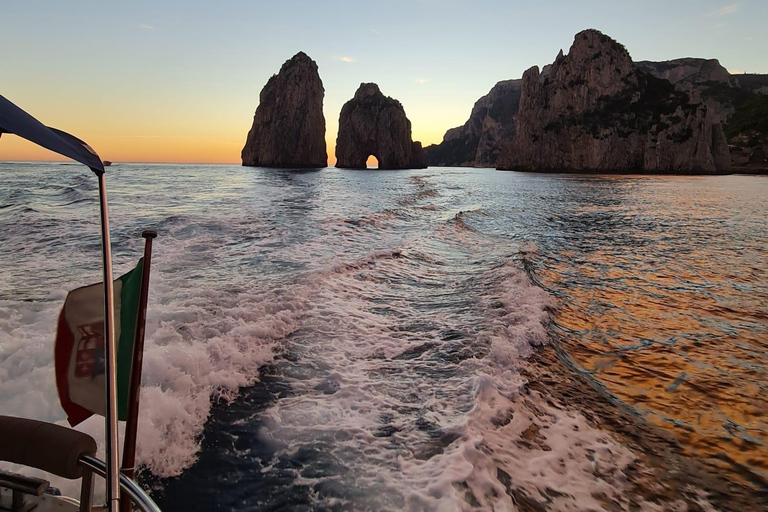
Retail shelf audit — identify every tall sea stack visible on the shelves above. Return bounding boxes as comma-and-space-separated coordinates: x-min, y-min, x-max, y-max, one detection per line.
241, 52, 327, 168
497, 30, 730, 173
335, 83, 427, 169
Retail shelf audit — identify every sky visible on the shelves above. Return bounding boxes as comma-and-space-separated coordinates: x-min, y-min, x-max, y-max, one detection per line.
1, 0, 766, 164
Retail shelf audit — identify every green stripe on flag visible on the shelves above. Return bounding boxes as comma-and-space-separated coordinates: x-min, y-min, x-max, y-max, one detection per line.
117, 257, 144, 420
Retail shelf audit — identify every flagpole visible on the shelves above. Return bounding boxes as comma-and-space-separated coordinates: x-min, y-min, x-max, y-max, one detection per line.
120, 230, 157, 512
97, 171, 120, 512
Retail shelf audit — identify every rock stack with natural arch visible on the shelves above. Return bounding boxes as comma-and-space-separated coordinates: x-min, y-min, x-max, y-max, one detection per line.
241, 52, 327, 168
335, 83, 427, 169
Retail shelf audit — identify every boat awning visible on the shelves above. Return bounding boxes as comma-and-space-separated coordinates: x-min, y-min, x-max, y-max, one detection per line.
0, 94, 105, 174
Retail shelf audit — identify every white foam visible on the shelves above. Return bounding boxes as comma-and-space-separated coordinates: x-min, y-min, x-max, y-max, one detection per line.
1, 166, 715, 510
0, 264, 300, 495
395, 263, 631, 510
247, 241, 675, 510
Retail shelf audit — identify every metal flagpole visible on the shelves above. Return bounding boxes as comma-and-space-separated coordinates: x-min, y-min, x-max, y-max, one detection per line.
96, 171, 120, 512
120, 230, 157, 512
1, 93, 120, 509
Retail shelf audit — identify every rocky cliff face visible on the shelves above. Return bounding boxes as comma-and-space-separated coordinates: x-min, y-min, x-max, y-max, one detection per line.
424, 79, 522, 167
637, 59, 768, 169
335, 83, 426, 169
635, 58, 733, 89
733, 74, 768, 96
498, 30, 731, 173
636, 58, 737, 123
636, 59, 768, 110
242, 52, 327, 168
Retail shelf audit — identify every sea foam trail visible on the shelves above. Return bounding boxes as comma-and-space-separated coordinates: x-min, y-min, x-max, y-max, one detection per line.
225, 228, 666, 510
0, 164, 305, 495
398, 261, 639, 510
2, 164, 730, 510
0, 270, 294, 494
143, 168, 688, 511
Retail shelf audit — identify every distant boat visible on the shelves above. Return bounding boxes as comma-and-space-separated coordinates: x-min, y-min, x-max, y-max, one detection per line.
103, 160, 112, 166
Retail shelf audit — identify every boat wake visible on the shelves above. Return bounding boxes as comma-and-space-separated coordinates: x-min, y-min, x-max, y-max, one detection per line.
149, 171, 691, 511
1, 164, 733, 510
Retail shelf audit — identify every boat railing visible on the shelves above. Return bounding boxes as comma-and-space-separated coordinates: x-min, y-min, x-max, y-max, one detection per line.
0, 415, 160, 512
78, 455, 161, 512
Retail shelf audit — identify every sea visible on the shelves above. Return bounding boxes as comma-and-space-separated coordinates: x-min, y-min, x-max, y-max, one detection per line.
0, 162, 766, 511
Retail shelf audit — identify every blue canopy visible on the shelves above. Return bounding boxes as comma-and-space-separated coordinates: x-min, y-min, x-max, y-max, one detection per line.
0, 93, 127, 511
0, 94, 105, 174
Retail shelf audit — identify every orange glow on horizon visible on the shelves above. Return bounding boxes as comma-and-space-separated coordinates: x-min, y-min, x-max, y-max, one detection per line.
2, 128, 443, 166
0, 135, 242, 164
1, 88, 447, 166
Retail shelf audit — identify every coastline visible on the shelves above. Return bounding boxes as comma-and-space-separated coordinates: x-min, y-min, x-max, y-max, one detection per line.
462, 165, 768, 176
495, 167, 768, 176
425, 164, 768, 176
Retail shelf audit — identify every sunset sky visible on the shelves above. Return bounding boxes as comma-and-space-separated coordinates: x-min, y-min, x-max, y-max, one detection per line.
2, 0, 766, 164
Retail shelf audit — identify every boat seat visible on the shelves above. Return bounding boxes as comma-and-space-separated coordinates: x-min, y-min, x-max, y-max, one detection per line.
0, 416, 97, 479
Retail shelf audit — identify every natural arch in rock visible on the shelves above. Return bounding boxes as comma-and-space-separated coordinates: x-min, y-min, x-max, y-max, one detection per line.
335, 83, 427, 170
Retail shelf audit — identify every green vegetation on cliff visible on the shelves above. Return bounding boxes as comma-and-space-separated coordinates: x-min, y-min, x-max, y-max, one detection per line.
724, 94, 768, 138
544, 72, 695, 141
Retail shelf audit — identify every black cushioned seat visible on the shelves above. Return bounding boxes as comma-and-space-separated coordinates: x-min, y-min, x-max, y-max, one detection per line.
0, 415, 97, 479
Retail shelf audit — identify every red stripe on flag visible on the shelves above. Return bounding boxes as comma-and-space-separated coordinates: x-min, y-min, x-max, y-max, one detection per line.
54, 307, 93, 427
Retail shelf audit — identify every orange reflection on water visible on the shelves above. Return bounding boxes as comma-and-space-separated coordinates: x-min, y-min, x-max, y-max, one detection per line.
540, 206, 768, 486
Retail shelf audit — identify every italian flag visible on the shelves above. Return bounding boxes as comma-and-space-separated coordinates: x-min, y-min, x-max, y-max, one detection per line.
55, 259, 144, 427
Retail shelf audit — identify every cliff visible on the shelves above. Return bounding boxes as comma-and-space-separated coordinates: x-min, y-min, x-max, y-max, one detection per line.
733, 74, 768, 96
424, 79, 522, 167
242, 52, 327, 168
639, 59, 768, 170
335, 83, 427, 169
635, 58, 734, 89
497, 30, 731, 173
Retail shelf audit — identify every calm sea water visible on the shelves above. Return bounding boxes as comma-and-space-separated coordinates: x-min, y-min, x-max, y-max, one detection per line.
0, 163, 765, 510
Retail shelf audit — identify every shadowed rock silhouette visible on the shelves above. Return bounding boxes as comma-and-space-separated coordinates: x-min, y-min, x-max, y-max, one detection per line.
242, 52, 327, 168
335, 83, 426, 170
498, 30, 731, 173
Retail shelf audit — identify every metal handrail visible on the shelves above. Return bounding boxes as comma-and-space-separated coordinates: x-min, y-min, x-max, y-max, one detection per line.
78, 456, 161, 512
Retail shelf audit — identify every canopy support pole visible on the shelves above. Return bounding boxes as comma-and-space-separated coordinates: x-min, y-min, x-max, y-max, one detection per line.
97, 171, 120, 512
120, 230, 157, 512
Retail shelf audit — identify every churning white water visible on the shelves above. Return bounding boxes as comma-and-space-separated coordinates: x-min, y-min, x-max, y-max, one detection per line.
4, 163, 763, 510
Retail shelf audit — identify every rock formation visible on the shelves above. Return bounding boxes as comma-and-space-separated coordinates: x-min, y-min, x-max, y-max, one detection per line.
635, 58, 734, 90
636, 58, 738, 123
425, 79, 522, 167
733, 74, 768, 96
497, 30, 731, 173
426, 54, 767, 170
242, 52, 327, 168
635, 59, 768, 170
335, 83, 427, 169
